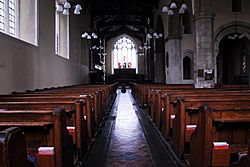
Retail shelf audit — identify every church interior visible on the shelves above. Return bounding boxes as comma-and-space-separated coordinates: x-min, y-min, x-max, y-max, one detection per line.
1, 0, 250, 166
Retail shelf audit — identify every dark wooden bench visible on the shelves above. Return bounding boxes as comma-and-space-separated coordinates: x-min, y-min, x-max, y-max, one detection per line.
0, 108, 74, 167
167, 91, 250, 138
172, 98, 250, 159
0, 83, 118, 166
190, 105, 250, 167
0, 84, 118, 162
130, 83, 250, 166
0, 127, 29, 167
130, 83, 193, 108
7, 84, 117, 127
148, 89, 250, 139
0, 98, 91, 162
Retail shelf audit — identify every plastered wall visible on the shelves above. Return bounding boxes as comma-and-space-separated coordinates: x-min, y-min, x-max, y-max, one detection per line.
0, 0, 90, 94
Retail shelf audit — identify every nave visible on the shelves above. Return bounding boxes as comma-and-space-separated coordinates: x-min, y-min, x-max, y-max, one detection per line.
85, 89, 178, 167
1, 83, 250, 167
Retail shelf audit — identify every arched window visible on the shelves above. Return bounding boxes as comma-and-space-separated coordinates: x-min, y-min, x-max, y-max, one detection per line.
183, 56, 193, 80
113, 36, 138, 73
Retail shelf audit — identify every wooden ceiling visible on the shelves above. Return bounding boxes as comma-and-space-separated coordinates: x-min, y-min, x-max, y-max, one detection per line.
82, 0, 160, 40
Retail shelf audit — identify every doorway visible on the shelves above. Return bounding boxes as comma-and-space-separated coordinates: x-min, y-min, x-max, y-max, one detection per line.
217, 35, 250, 84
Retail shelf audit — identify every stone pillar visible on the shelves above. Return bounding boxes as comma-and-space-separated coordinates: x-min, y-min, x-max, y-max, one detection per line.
165, 8, 183, 84
166, 39, 182, 83
194, 0, 215, 88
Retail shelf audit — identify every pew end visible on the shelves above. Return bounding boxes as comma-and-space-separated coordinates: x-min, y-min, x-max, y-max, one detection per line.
0, 127, 29, 167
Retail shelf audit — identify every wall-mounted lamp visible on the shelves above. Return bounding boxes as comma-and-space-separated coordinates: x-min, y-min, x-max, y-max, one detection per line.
161, 1, 187, 15
81, 32, 98, 39
56, 1, 82, 15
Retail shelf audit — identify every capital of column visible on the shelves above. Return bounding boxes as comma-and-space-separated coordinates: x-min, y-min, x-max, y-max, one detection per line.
194, 12, 216, 21
164, 35, 182, 43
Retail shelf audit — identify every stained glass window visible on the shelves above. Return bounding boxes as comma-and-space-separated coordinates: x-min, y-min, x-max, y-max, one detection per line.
113, 36, 138, 72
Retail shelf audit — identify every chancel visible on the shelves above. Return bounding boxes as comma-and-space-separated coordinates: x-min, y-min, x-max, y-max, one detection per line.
0, 0, 250, 166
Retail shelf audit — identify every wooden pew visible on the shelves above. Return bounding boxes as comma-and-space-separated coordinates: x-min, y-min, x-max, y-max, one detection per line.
0, 127, 29, 167
6, 84, 117, 128
146, 88, 250, 139
144, 84, 250, 113
0, 85, 117, 162
190, 105, 250, 167
141, 87, 250, 157
36, 83, 118, 111
155, 89, 250, 140
0, 83, 118, 166
131, 83, 250, 166
172, 97, 250, 159
0, 98, 91, 162
130, 83, 193, 109
1, 92, 102, 127
0, 108, 74, 167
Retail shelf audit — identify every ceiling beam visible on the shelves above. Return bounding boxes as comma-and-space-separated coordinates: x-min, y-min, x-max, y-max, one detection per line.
91, 9, 153, 18
97, 20, 149, 30
104, 30, 145, 41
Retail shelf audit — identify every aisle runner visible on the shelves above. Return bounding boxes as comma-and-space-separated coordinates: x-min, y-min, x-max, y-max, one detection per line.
106, 90, 153, 166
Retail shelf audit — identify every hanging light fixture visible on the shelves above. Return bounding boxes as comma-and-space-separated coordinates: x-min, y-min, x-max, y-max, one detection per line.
146, 32, 163, 39
63, 9, 69, 15
74, 4, 82, 15
63, 1, 71, 9
56, 4, 63, 12
170, 2, 177, 9
162, 1, 188, 15
228, 13, 246, 40
81, 32, 98, 39
161, 6, 169, 13
56, 1, 82, 15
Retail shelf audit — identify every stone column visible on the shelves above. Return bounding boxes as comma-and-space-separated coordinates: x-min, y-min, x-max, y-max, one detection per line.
165, 9, 183, 84
194, 0, 215, 88
166, 39, 182, 83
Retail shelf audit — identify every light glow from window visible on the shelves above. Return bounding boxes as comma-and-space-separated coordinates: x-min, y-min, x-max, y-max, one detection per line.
113, 36, 138, 73
0, 0, 17, 36
8, 0, 16, 36
0, 0, 5, 32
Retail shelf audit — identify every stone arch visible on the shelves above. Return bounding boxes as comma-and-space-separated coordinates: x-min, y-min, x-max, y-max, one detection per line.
214, 22, 250, 84
214, 21, 250, 51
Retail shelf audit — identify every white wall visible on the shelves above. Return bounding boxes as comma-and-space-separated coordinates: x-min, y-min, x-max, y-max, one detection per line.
0, 0, 90, 94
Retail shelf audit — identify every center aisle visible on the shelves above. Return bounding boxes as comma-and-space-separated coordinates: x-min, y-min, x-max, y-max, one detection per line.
84, 89, 179, 167
105, 89, 153, 166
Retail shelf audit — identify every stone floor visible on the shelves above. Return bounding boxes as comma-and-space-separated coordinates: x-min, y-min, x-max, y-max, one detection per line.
84, 89, 179, 167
